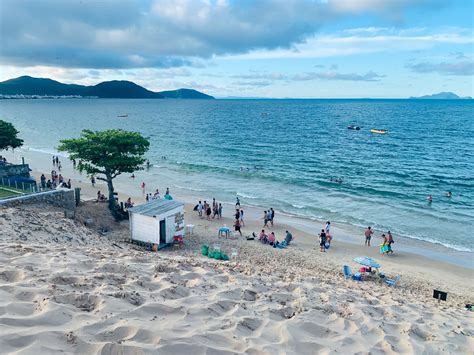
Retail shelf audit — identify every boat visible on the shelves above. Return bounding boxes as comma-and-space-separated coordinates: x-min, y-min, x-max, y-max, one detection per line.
370, 129, 387, 134
117, 114, 128, 118
347, 125, 360, 130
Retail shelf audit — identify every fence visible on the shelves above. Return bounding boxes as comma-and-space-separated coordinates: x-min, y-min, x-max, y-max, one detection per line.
0, 177, 38, 194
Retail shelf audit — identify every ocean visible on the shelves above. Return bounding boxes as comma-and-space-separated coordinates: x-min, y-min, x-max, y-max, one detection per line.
1, 98, 473, 252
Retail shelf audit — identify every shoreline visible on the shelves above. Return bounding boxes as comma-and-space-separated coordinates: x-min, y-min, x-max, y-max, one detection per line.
2, 147, 473, 271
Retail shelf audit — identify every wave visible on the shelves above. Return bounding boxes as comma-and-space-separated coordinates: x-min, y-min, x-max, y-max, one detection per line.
23, 146, 70, 158
236, 192, 258, 199
174, 184, 207, 192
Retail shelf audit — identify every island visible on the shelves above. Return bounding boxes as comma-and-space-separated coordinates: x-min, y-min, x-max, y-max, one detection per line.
0, 76, 214, 99
409, 92, 472, 100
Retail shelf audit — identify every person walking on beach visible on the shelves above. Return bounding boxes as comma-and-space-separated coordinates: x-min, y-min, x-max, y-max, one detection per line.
270, 208, 275, 227
364, 226, 373, 246
206, 204, 212, 221
213, 203, 219, 219
52, 156, 56, 166
263, 210, 269, 227
234, 218, 242, 236
141, 182, 146, 194
236, 196, 240, 207
218, 203, 223, 219
55, 156, 59, 165
325, 221, 331, 235
319, 229, 327, 252
240, 209, 244, 226
90, 176, 95, 187
197, 200, 203, 217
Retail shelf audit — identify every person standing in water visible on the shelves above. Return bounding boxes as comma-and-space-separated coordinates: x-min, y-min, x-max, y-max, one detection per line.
447, 191, 452, 198
427, 195, 433, 203
364, 226, 373, 246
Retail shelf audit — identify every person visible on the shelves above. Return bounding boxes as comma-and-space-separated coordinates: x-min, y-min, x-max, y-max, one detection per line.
131, 173, 135, 178
58, 162, 62, 171
213, 203, 219, 219
234, 218, 242, 236
267, 232, 276, 246
153, 189, 160, 199
319, 229, 327, 252
285, 230, 293, 245
235, 208, 240, 220
141, 182, 146, 194
218, 203, 223, 219
125, 197, 134, 209
259, 229, 268, 243
387, 231, 394, 250
325, 221, 331, 235
52, 156, 56, 166
146, 193, 149, 202
427, 195, 433, 203
263, 210, 269, 227
270, 208, 275, 227
166, 187, 169, 195
267, 209, 273, 227
67, 179, 72, 189
40, 174, 46, 189
236, 196, 240, 207
447, 191, 452, 198
97, 190, 101, 201
72, 159, 76, 168
146, 160, 151, 170
46, 179, 52, 189
364, 226, 373, 246
90, 176, 95, 187
55, 156, 59, 165
206, 205, 211, 221
240, 209, 244, 226
197, 200, 203, 217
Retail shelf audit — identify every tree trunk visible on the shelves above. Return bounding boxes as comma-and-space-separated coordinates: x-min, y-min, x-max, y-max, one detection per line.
106, 174, 117, 211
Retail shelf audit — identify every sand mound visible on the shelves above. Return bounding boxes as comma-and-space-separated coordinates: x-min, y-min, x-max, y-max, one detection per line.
0, 205, 473, 354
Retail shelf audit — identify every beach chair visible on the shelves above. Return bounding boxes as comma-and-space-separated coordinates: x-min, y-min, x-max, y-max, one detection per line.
343, 265, 352, 279
384, 275, 400, 287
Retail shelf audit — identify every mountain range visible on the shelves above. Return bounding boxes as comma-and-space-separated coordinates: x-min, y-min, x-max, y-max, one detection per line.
0, 76, 214, 99
409, 92, 472, 100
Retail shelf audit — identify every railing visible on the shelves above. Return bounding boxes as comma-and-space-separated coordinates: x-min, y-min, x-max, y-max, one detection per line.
0, 177, 39, 194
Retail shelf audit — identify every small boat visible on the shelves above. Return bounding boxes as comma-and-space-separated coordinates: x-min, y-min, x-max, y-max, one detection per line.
117, 114, 128, 118
370, 129, 387, 134
347, 125, 360, 130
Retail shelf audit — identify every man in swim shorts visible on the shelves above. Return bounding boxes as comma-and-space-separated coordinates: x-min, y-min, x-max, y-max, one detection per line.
364, 226, 373, 247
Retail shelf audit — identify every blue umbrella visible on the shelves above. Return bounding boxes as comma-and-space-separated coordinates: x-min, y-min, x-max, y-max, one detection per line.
353, 256, 381, 269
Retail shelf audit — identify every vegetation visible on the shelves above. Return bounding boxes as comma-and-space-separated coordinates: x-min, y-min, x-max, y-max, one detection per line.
58, 129, 150, 218
0, 120, 23, 151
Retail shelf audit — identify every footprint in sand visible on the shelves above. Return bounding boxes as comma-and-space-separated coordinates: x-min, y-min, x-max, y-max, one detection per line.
0, 270, 25, 283
53, 293, 100, 312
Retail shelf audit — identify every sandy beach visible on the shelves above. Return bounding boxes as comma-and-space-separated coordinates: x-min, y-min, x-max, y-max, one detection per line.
0, 148, 473, 354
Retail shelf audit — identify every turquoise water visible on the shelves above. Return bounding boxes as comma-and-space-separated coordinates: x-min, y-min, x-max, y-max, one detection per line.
1, 99, 473, 251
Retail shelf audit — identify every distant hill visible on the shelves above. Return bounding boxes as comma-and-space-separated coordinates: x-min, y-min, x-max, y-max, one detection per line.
159, 88, 214, 99
0, 76, 214, 99
409, 92, 472, 100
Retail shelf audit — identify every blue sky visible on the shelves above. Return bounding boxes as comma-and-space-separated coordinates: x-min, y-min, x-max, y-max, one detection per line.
0, 0, 472, 98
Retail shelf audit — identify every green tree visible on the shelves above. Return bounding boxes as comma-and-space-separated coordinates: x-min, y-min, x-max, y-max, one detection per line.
0, 120, 24, 151
58, 129, 150, 217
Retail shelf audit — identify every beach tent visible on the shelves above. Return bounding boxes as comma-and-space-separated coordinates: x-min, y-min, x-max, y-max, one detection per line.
128, 199, 185, 248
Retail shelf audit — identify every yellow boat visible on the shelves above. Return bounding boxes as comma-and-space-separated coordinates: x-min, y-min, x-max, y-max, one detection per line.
370, 129, 387, 134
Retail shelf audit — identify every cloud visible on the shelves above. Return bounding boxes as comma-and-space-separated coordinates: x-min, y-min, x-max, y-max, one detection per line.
0, 0, 444, 69
293, 70, 385, 81
406, 61, 474, 75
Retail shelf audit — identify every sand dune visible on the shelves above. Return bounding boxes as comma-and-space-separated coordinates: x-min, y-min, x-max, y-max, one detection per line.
0, 205, 473, 354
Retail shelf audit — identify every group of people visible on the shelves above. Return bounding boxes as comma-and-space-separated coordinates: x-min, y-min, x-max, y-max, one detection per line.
427, 191, 452, 203
195, 198, 223, 221
143, 186, 172, 202
364, 226, 395, 254
318, 221, 333, 252
40, 169, 72, 190
263, 208, 275, 228
256, 229, 293, 247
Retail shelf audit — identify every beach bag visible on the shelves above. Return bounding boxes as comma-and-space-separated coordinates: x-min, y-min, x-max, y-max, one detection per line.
202, 244, 209, 256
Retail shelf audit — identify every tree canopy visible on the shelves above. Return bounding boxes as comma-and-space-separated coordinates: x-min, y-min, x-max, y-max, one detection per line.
58, 129, 150, 216
0, 119, 23, 151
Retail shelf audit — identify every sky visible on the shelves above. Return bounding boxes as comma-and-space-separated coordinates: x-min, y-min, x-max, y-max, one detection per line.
0, 0, 473, 98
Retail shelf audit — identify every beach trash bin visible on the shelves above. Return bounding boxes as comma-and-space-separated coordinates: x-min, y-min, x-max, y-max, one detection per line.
202, 244, 209, 256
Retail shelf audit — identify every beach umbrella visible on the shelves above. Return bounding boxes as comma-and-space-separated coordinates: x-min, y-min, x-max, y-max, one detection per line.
353, 256, 381, 269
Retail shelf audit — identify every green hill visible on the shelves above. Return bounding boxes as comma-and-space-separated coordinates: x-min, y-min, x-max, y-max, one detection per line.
0, 76, 214, 99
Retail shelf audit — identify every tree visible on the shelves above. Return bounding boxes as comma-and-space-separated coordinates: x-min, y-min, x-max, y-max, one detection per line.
0, 120, 23, 151
58, 129, 150, 217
